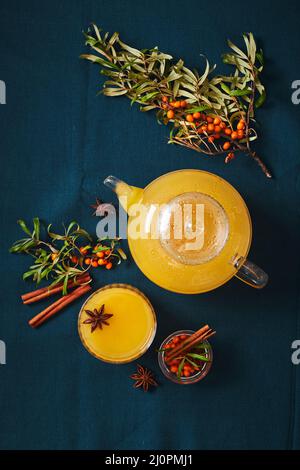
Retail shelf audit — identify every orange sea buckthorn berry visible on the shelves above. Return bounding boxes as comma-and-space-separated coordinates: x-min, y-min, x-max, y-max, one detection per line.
231, 131, 238, 140
98, 259, 106, 266
201, 125, 208, 133
193, 111, 201, 119
169, 101, 176, 107
174, 101, 181, 108
96, 251, 104, 258
84, 258, 91, 265
207, 123, 215, 132
70, 255, 78, 264
219, 121, 226, 129
162, 96, 168, 103
223, 141, 231, 150
91, 260, 98, 268
162, 103, 168, 110
170, 366, 178, 373
213, 117, 221, 125
214, 125, 221, 133
79, 247, 88, 255
206, 116, 213, 123
180, 100, 187, 108
51, 253, 58, 261
104, 250, 111, 256
180, 335, 187, 340
167, 109, 175, 119
214, 133, 221, 139
237, 120, 245, 130
186, 114, 194, 122
106, 262, 113, 270
208, 136, 215, 143
237, 130, 244, 139
173, 336, 180, 344
183, 370, 191, 377
224, 128, 232, 136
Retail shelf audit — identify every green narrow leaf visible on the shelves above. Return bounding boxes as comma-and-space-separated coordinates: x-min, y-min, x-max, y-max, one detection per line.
256, 49, 264, 66
140, 105, 157, 112
91, 23, 102, 42
230, 88, 252, 97
117, 247, 127, 260
17, 219, 32, 236
118, 39, 143, 58
227, 39, 249, 61
198, 57, 210, 86
186, 353, 210, 362
185, 357, 200, 368
103, 87, 128, 97
23, 271, 35, 280
177, 357, 185, 380
248, 32, 256, 64
33, 217, 40, 239
220, 82, 231, 94
108, 31, 119, 47
186, 105, 210, 113
255, 90, 266, 108
165, 70, 182, 83
62, 274, 69, 296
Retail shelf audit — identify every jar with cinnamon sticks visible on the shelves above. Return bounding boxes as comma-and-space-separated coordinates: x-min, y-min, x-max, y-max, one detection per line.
158, 326, 214, 384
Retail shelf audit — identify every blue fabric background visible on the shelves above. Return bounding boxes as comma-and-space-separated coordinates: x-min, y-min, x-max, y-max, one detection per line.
0, 0, 300, 450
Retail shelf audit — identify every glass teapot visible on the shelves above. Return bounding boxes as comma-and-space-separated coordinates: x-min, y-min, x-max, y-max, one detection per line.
104, 169, 268, 294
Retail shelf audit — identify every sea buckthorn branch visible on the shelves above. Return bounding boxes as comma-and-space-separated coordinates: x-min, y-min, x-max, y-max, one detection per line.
10, 218, 127, 293
81, 25, 272, 178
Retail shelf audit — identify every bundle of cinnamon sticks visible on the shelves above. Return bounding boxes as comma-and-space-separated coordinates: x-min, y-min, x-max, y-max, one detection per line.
22, 273, 92, 328
165, 324, 216, 364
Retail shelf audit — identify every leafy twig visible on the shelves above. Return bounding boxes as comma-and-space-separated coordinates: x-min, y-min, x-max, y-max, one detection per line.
10, 218, 127, 293
81, 26, 272, 178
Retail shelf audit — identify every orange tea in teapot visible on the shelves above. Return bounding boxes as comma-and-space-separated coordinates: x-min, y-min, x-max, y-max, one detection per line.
159, 191, 229, 265
104, 170, 268, 294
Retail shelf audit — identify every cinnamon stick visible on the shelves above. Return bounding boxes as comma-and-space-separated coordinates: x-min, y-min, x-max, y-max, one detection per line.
29, 284, 92, 328
166, 325, 215, 363
22, 274, 90, 304
170, 330, 216, 360
166, 325, 209, 360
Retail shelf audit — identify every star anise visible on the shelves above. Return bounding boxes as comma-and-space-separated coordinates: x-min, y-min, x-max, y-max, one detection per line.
90, 198, 116, 217
130, 364, 158, 392
82, 304, 113, 333
90, 197, 103, 216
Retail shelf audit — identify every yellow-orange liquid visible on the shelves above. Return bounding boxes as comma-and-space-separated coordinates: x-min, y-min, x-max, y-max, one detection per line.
127, 170, 252, 293
159, 191, 229, 265
78, 284, 156, 363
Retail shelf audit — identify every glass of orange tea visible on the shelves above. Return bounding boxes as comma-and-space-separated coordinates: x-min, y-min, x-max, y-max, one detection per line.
78, 284, 156, 363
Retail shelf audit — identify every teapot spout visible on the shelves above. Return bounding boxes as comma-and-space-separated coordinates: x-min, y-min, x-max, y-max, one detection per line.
103, 175, 143, 213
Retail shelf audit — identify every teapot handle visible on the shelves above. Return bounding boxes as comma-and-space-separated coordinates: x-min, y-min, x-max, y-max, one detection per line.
233, 256, 268, 289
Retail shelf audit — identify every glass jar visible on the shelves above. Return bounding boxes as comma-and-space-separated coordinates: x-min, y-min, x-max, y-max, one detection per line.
158, 329, 213, 384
